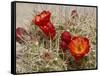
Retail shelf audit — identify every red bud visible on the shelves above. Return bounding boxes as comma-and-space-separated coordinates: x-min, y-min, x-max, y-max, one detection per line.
61, 31, 71, 44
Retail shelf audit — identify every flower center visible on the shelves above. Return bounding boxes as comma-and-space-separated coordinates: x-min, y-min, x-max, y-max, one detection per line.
77, 44, 83, 52
74, 39, 84, 53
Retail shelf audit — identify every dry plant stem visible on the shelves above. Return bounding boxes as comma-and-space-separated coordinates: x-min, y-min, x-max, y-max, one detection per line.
49, 35, 52, 52
56, 31, 60, 57
57, 7, 66, 23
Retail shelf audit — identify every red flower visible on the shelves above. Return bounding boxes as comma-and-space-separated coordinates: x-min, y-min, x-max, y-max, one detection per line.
61, 31, 71, 44
32, 10, 56, 39
40, 22, 56, 39
16, 27, 30, 43
40, 11, 51, 23
68, 36, 90, 61
59, 40, 68, 52
71, 9, 78, 18
59, 31, 71, 53
33, 15, 42, 26
16, 27, 25, 41
32, 11, 51, 26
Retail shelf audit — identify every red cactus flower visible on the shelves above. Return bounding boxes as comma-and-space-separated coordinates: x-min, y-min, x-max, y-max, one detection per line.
39, 22, 56, 39
32, 10, 51, 26
16, 27, 25, 41
71, 9, 78, 18
33, 15, 42, 26
16, 27, 31, 43
61, 31, 71, 44
59, 40, 68, 52
40, 11, 51, 23
59, 31, 71, 54
32, 10, 56, 40
68, 36, 90, 61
